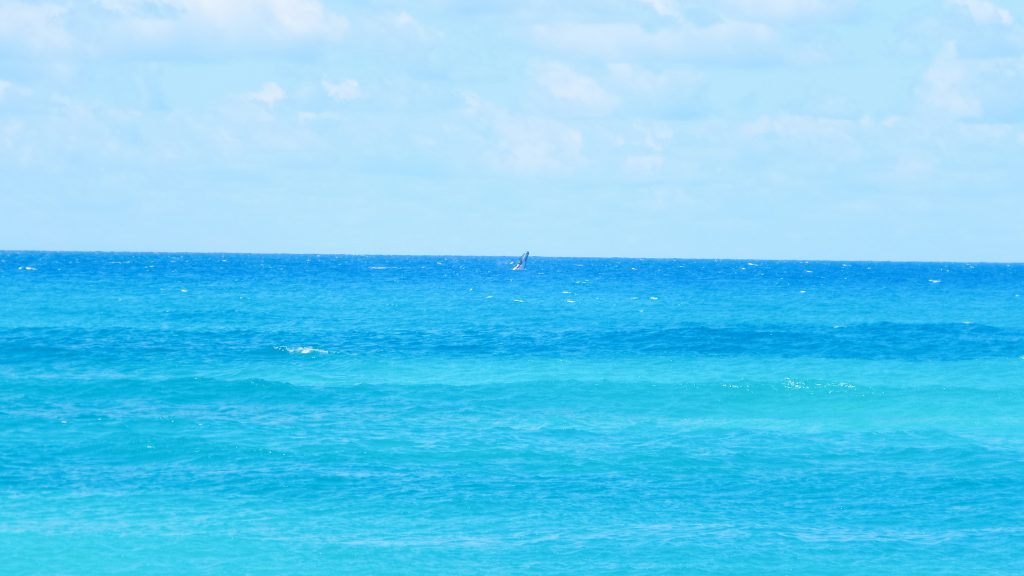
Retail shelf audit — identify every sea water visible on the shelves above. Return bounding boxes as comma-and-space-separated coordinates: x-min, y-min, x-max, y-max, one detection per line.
1, 252, 1022, 575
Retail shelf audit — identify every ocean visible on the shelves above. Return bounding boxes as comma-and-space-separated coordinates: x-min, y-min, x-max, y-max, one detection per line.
1, 252, 1023, 575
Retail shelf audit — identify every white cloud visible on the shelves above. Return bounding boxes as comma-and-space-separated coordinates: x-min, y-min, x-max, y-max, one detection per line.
98, 0, 348, 43
744, 114, 854, 143
625, 154, 664, 173
322, 79, 360, 101
606, 63, 703, 102
608, 63, 662, 92
642, 0, 846, 23
921, 42, 981, 118
638, 0, 683, 20
463, 93, 584, 173
948, 0, 1014, 25
392, 11, 438, 41
536, 63, 617, 111
0, 79, 33, 100
494, 114, 583, 173
535, 19, 774, 62
635, 122, 674, 151
720, 0, 837, 21
1, 119, 23, 153
248, 82, 285, 106
0, 2, 72, 51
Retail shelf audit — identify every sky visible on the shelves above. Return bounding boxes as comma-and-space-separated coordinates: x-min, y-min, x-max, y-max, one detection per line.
1, 0, 1023, 261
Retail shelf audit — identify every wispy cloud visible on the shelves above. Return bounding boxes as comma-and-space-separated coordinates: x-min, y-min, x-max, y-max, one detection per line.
536, 63, 617, 111
0, 78, 31, 101
322, 79, 360, 101
624, 154, 664, 173
744, 114, 854, 142
95, 0, 349, 49
921, 42, 981, 117
534, 19, 775, 62
248, 82, 285, 106
638, 0, 683, 20
720, 0, 838, 21
464, 93, 584, 174
0, 1, 72, 51
392, 11, 439, 42
948, 0, 1014, 25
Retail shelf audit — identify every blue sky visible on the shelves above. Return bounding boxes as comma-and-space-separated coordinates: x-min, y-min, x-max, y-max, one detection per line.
1, 0, 1023, 260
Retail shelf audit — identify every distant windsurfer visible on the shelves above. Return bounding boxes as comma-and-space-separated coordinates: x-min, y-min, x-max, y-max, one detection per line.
512, 251, 529, 270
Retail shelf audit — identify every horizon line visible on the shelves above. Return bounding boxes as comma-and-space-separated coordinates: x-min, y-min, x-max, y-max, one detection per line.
1, 248, 1021, 266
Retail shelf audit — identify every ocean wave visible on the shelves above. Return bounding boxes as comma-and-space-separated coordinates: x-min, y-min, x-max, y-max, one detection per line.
276, 346, 329, 355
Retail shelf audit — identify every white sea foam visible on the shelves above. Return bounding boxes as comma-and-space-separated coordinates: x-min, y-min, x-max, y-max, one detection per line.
929, 279, 941, 284
277, 346, 329, 355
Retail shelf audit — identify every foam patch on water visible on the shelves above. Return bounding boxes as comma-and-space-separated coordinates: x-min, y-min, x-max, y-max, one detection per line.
277, 346, 329, 355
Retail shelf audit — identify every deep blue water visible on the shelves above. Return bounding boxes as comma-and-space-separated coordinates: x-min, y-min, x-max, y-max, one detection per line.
2, 252, 1023, 575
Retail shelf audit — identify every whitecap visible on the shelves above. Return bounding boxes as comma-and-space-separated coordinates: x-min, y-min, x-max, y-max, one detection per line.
928, 279, 941, 284
566, 299, 576, 304
784, 377, 807, 389
368, 266, 390, 270
277, 346, 329, 355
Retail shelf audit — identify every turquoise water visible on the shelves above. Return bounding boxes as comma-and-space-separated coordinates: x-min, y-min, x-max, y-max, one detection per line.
2, 252, 1023, 575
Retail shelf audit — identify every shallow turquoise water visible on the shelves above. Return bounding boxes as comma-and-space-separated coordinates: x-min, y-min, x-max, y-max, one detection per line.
2, 252, 1023, 574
